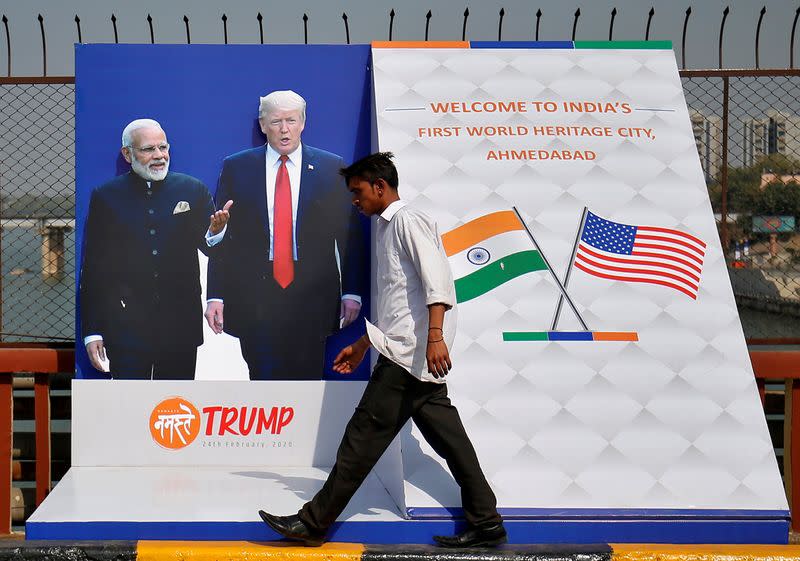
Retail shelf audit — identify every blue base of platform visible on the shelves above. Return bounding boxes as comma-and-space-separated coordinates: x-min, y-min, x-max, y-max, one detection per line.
26, 517, 790, 544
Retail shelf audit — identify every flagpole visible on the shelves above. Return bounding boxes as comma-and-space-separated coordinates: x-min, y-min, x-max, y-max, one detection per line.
512, 206, 589, 331
550, 207, 588, 330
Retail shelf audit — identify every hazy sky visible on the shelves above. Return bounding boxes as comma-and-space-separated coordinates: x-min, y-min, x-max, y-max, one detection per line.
1, 0, 798, 75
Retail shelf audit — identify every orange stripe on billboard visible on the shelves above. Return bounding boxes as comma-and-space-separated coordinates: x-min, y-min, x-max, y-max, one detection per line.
592, 331, 639, 341
372, 41, 469, 49
441, 210, 524, 256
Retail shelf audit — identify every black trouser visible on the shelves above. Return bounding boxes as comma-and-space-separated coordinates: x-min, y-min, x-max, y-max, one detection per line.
239, 330, 325, 381
108, 344, 197, 380
299, 355, 501, 533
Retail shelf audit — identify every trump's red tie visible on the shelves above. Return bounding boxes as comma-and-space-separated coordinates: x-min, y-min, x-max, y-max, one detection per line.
273, 155, 294, 288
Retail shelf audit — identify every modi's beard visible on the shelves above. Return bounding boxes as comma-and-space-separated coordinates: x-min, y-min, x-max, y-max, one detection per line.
131, 156, 169, 181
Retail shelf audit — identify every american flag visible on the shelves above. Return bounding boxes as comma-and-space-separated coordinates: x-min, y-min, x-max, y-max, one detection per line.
575, 211, 706, 299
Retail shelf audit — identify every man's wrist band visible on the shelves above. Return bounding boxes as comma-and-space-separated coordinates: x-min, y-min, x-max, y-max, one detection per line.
429, 327, 443, 331
428, 337, 444, 343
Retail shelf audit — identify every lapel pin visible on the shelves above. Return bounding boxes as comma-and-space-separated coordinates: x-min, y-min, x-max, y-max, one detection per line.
308, 164, 314, 170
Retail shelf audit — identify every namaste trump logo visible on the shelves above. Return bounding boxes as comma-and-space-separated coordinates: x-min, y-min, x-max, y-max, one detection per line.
149, 397, 201, 450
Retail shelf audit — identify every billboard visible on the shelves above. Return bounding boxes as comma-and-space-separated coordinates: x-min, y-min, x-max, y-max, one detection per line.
75, 44, 372, 381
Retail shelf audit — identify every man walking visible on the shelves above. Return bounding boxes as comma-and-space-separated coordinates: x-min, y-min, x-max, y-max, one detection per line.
258, 152, 506, 547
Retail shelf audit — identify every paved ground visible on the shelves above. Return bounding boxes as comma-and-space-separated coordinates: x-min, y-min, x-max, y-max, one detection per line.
1, 540, 800, 561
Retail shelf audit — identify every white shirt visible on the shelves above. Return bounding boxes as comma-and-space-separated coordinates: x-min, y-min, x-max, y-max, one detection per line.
364, 200, 457, 383
265, 143, 302, 260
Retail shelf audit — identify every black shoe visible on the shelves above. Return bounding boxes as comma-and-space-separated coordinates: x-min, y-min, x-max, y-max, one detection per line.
258, 510, 326, 547
433, 523, 507, 548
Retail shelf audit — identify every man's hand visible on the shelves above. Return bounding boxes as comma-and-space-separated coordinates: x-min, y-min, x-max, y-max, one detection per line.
86, 340, 108, 372
333, 335, 370, 374
209, 200, 233, 235
426, 304, 451, 378
340, 298, 361, 328
205, 301, 225, 334
426, 337, 451, 379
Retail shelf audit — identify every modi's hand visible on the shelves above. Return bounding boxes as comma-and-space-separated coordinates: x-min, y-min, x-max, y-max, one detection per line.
205, 301, 225, 334
86, 339, 109, 372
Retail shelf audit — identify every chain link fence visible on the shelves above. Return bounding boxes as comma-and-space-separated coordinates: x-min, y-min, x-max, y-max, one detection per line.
0, 82, 75, 342
1, 73, 800, 342
683, 71, 800, 340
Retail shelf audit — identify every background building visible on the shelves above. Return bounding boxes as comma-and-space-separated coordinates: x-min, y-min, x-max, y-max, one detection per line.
743, 110, 800, 167
690, 111, 723, 181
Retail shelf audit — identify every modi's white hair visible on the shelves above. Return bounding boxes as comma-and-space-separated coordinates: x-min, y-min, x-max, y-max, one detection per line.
121, 118, 164, 148
258, 90, 306, 122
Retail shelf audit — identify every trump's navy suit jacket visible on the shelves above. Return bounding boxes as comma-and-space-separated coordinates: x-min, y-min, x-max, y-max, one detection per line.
207, 144, 365, 342
80, 171, 215, 352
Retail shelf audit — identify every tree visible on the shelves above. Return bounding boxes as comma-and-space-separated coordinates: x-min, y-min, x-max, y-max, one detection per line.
714, 153, 800, 216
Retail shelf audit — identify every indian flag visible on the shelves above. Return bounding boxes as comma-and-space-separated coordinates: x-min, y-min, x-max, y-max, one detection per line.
441, 210, 549, 303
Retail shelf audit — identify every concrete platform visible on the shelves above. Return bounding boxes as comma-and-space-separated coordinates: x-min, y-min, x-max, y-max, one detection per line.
25, 467, 789, 543
2, 542, 800, 561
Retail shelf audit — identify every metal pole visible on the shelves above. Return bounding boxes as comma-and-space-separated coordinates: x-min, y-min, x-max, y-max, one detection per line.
512, 207, 589, 331
718, 6, 730, 69
645, 7, 654, 41
791, 6, 800, 68
425, 10, 432, 41
721, 76, 730, 252
572, 8, 581, 41
111, 14, 118, 44
755, 6, 766, 68
183, 15, 190, 44
609, 8, 616, 41
551, 207, 588, 330
2, 15, 10, 77
37, 14, 45, 77
147, 14, 154, 44
682, 7, 691, 70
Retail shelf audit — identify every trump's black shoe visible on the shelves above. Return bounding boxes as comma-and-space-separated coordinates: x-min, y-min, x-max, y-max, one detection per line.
258, 510, 326, 547
433, 523, 508, 548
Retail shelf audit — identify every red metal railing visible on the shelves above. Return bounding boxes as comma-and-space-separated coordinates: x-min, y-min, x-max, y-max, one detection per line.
750, 348, 800, 531
0, 346, 795, 534
0, 346, 73, 534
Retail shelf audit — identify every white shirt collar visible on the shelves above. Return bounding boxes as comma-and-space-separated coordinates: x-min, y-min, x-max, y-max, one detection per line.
379, 199, 407, 222
266, 142, 302, 166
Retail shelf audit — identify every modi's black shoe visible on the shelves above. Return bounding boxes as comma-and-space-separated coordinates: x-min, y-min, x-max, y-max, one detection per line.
433, 523, 508, 548
258, 510, 325, 547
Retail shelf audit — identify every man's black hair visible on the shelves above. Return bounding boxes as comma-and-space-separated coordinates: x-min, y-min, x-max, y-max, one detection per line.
340, 151, 399, 189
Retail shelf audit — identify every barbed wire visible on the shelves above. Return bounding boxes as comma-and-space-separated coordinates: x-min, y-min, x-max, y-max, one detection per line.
2, 6, 800, 77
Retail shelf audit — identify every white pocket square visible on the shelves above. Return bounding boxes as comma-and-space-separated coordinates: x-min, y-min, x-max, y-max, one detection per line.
173, 201, 190, 214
